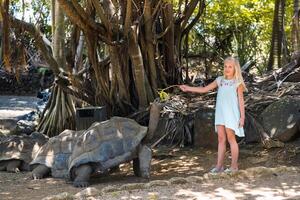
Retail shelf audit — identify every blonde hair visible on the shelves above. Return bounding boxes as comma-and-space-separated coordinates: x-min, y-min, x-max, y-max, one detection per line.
223, 57, 248, 92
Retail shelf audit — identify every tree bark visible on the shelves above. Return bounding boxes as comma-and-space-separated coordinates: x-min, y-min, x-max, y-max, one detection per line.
268, 0, 286, 70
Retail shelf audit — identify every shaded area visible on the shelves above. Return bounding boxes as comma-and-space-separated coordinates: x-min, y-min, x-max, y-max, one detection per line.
98, 172, 300, 200
0, 138, 299, 200
0, 96, 39, 134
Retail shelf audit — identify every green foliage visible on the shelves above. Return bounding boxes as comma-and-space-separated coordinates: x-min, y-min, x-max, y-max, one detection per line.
186, 0, 293, 73
10, 0, 51, 36
31, 0, 51, 36
6, 0, 295, 74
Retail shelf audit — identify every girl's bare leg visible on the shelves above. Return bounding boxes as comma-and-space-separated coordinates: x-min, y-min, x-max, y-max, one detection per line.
216, 125, 227, 169
225, 128, 239, 169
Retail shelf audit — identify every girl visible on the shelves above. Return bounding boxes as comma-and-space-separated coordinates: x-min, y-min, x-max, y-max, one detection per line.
179, 57, 247, 173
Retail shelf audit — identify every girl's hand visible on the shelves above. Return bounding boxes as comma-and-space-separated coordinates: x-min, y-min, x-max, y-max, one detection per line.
178, 85, 189, 92
238, 117, 245, 127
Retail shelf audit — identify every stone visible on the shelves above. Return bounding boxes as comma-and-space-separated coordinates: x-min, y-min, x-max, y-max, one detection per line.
169, 177, 188, 185
193, 108, 218, 149
74, 187, 100, 199
186, 175, 204, 183
42, 192, 74, 200
145, 180, 171, 188
119, 183, 146, 190
259, 96, 300, 142
14, 119, 38, 135
247, 156, 269, 164
101, 186, 120, 194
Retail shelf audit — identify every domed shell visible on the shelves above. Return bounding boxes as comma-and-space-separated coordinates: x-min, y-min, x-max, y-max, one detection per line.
0, 132, 48, 164
30, 129, 84, 178
68, 117, 148, 174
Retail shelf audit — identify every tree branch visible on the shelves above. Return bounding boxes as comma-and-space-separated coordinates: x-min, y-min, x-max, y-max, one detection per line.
182, 0, 205, 36
6, 15, 61, 75
180, 0, 199, 30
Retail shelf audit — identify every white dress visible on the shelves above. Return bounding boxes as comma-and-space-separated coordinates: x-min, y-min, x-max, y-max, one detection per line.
214, 76, 245, 137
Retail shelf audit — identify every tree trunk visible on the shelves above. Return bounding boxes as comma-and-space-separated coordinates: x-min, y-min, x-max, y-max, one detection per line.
37, 0, 76, 136
3, 0, 203, 119
268, 0, 286, 70
128, 26, 151, 109
162, 3, 179, 84
1, 0, 11, 72
292, 0, 300, 58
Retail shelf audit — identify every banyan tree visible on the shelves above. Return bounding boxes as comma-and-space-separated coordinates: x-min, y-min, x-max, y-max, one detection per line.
0, 0, 205, 136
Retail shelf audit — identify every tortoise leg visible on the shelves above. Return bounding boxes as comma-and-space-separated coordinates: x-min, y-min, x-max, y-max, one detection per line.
7, 160, 21, 173
133, 158, 140, 177
73, 164, 93, 188
32, 164, 50, 179
109, 165, 120, 173
135, 145, 151, 178
21, 162, 30, 171
0, 161, 7, 171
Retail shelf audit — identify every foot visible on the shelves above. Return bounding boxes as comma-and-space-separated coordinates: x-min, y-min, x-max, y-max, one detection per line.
7, 160, 21, 173
73, 164, 92, 188
209, 166, 224, 174
8, 167, 20, 173
31, 165, 50, 180
73, 181, 89, 188
224, 167, 238, 173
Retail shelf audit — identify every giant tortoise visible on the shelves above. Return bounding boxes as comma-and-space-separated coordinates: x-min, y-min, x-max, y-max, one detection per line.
30, 129, 84, 179
0, 132, 48, 172
68, 116, 151, 187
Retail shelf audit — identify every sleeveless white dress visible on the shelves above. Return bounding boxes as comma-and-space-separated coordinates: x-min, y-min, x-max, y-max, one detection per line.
214, 76, 245, 137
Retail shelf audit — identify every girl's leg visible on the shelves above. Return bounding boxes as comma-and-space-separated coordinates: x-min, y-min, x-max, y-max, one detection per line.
216, 125, 227, 169
225, 128, 239, 170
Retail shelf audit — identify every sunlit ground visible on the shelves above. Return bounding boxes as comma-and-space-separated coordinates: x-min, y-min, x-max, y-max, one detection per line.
97, 173, 300, 200
0, 140, 299, 200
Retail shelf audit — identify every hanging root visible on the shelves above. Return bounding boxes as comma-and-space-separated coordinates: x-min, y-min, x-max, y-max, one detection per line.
37, 84, 76, 137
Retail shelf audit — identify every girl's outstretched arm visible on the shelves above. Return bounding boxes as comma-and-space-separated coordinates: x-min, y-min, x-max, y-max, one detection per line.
179, 80, 218, 94
237, 84, 245, 127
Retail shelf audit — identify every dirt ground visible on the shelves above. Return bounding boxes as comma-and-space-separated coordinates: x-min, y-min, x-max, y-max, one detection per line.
0, 95, 39, 135
0, 137, 299, 200
98, 171, 300, 200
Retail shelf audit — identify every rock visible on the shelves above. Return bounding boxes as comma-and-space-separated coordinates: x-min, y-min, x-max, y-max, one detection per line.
11, 111, 39, 135
74, 187, 100, 199
247, 156, 269, 164
148, 193, 159, 200
37, 89, 51, 102
193, 108, 218, 149
186, 175, 204, 183
203, 172, 231, 180
14, 119, 38, 134
119, 183, 146, 190
145, 180, 171, 188
245, 167, 275, 177
0, 68, 51, 95
243, 112, 261, 143
101, 186, 120, 194
42, 192, 74, 200
169, 177, 188, 185
259, 96, 300, 142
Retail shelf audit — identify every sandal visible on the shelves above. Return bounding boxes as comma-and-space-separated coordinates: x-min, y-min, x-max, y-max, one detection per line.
209, 167, 224, 174
224, 168, 238, 173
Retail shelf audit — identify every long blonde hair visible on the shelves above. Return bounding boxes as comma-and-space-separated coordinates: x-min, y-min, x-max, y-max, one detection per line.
223, 57, 248, 92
